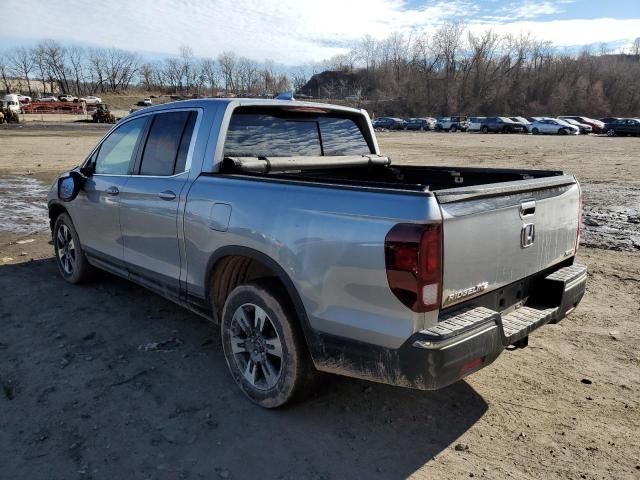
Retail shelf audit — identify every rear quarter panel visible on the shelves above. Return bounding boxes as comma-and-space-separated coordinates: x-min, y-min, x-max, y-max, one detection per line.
184, 176, 442, 349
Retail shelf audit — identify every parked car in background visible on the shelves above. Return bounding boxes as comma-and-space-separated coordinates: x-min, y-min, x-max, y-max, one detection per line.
600, 117, 619, 125
80, 95, 102, 105
17, 94, 31, 103
435, 116, 469, 132
372, 117, 406, 130
59, 94, 77, 102
559, 116, 604, 133
37, 95, 59, 102
467, 117, 486, 132
142, 98, 153, 106
405, 117, 435, 131
479, 117, 526, 133
603, 118, 640, 136
561, 118, 592, 134
509, 117, 531, 130
528, 118, 579, 135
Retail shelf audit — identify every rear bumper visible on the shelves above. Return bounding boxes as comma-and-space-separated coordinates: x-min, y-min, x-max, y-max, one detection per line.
312, 263, 587, 390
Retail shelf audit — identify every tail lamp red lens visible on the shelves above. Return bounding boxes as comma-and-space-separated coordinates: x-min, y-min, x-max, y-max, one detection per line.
384, 223, 443, 312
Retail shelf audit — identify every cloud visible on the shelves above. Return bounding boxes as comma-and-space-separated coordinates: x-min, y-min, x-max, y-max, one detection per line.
0, 0, 638, 64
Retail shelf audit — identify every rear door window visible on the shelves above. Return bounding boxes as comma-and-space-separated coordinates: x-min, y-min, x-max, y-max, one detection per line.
138, 111, 196, 176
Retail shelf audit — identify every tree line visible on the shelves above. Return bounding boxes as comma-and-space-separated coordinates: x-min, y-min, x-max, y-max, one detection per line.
1, 26, 640, 117
0, 40, 293, 98
314, 25, 640, 117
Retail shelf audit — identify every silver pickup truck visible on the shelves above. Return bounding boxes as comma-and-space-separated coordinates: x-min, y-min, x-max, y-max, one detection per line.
48, 99, 586, 408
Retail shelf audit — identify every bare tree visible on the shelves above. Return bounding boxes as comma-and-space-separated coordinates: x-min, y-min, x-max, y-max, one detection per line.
8, 47, 35, 95
67, 46, 85, 96
200, 58, 218, 95
218, 51, 237, 92
164, 57, 183, 93
0, 53, 11, 94
179, 45, 196, 94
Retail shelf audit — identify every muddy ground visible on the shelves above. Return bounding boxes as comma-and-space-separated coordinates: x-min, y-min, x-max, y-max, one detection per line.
0, 125, 639, 479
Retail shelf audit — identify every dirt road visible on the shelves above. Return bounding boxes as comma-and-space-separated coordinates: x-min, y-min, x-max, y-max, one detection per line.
1, 125, 639, 479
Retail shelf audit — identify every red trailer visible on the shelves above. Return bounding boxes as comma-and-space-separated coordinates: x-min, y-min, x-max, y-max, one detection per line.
21, 101, 86, 114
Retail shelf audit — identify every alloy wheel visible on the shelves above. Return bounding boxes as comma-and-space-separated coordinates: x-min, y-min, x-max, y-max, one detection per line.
230, 303, 283, 390
56, 224, 76, 275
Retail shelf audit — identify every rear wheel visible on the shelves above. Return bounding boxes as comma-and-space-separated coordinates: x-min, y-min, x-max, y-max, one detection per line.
53, 213, 94, 284
481, 126, 489, 134
450, 125, 457, 132
221, 280, 314, 408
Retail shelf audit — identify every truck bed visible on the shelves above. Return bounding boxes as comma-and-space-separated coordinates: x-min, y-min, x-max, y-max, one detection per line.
221, 157, 572, 198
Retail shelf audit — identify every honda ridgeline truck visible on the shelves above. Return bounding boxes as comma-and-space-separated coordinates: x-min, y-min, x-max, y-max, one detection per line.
48, 99, 586, 408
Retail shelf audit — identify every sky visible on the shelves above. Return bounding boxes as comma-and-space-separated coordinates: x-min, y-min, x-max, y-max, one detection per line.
1, 0, 639, 65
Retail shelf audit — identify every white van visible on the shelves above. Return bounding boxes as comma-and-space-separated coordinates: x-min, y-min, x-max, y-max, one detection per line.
3, 94, 21, 114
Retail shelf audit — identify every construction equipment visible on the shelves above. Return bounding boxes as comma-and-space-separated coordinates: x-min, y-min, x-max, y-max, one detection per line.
91, 103, 115, 124
0, 106, 19, 123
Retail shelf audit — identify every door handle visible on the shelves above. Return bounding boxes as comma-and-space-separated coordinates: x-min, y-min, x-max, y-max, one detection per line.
106, 186, 119, 196
520, 200, 536, 217
159, 190, 176, 201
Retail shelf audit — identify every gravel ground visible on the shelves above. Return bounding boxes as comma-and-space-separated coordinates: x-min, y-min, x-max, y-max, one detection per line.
0, 127, 638, 479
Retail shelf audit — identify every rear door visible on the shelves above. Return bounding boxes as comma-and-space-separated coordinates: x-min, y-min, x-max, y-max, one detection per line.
436, 178, 580, 310
118, 110, 198, 297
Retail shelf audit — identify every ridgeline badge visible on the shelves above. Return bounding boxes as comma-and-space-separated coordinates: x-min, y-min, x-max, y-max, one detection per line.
444, 282, 489, 305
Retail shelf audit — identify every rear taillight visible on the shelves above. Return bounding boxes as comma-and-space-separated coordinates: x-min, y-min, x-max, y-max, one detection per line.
576, 183, 583, 252
384, 223, 442, 312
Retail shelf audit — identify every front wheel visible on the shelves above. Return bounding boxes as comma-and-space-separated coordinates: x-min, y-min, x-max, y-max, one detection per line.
221, 280, 314, 408
532, 127, 539, 135
481, 126, 489, 134
607, 129, 616, 137
53, 213, 95, 284
450, 125, 457, 132
558, 128, 568, 135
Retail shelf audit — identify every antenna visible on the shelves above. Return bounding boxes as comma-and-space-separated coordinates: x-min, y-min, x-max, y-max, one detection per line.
275, 91, 295, 101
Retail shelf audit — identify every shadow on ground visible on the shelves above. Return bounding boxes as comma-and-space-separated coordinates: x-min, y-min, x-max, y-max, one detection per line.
0, 258, 487, 479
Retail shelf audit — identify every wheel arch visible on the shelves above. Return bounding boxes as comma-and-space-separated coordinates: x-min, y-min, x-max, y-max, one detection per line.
48, 200, 69, 232
204, 246, 319, 356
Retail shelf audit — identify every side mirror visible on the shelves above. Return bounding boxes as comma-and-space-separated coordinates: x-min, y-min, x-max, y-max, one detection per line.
57, 171, 85, 202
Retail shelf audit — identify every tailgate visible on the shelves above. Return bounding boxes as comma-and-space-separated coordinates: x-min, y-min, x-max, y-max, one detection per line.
436, 176, 580, 309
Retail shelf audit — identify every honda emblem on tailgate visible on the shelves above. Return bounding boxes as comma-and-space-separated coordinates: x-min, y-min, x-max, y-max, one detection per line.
521, 223, 535, 248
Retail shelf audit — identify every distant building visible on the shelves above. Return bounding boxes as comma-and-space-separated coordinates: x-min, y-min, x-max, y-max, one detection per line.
1, 77, 57, 95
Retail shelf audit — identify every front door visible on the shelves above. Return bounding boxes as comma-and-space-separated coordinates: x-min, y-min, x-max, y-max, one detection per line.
119, 110, 198, 298
72, 116, 148, 273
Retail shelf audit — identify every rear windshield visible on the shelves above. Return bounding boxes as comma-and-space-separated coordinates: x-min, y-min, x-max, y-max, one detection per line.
224, 110, 372, 157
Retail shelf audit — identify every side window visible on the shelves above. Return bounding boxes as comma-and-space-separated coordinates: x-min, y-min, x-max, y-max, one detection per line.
139, 111, 196, 176
95, 117, 147, 174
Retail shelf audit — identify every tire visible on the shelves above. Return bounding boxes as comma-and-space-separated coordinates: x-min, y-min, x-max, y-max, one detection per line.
450, 125, 457, 132
481, 126, 489, 134
53, 213, 95, 284
502, 126, 509, 134
532, 127, 539, 135
558, 128, 568, 135
221, 280, 314, 408
606, 129, 616, 137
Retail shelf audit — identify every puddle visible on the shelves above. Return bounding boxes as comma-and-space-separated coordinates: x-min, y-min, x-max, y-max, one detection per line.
0, 176, 50, 234
581, 183, 640, 251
